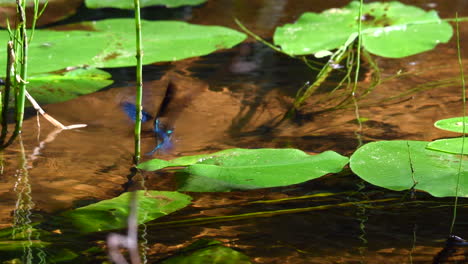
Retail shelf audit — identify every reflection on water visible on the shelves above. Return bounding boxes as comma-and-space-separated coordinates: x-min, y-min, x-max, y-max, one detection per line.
1, 0, 468, 263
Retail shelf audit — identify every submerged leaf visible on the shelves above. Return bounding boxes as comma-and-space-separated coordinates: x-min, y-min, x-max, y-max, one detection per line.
28, 68, 113, 105
160, 240, 252, 264
0, 225, 50, 251
64, 191, 192, 233
86, 0, 207, 9
350, 140, 468, 197
139, 148, 349, 192
274, 1, 452, 58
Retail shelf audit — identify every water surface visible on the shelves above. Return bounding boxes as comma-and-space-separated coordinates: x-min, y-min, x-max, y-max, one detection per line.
2, 0, 468, 263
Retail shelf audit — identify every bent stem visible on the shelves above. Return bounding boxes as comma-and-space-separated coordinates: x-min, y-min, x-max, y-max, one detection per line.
1, 0, 44, 147
25, 90, 87, 130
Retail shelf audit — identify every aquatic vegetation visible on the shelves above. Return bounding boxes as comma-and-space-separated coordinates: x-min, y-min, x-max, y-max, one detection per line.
138, 148, 349, 192
427, 138, 468, 155
27, 68, 113, 105
274, 1, 452, 58
64, 191, 192, 233
434, 116, 468, 133
86, 0, 207, 9
159, 239, 252, 264
424, 117, 468, 155
349, 140, 468, 197
0, 0, 43, 144
2, 0, 468, 262
270, 1, 453, 112
0, 19, 247, 76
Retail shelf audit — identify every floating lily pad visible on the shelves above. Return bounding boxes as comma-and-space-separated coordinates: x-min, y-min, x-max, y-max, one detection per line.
138, 148, 349, 192
0, 19, 246, 75
273, 1, 452, 58
27, 68, 113, 105
86, 0, 207, 9
350, 140, 468, 197
426, 138, 468, 155
434, 117, 468, 133
90, 19, 246, 68
64, 191, 192, 233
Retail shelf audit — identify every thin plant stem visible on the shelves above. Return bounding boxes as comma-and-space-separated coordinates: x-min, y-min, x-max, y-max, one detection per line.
351, 0, 364, 147
2, 0, 44, 148
234, 18, 285, 55
1, 41, 14, 143
151, 198, 397, 229
13, 0, 28, 138
284, 33, 358, 120
30, 0, 48, 42
133, 0, 143, 164
293, 52, 346, 109
449, 13, 465, 235
358, 50, 381, 98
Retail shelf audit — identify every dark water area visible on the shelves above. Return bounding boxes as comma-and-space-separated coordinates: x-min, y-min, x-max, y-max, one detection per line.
3, 0, 468, 263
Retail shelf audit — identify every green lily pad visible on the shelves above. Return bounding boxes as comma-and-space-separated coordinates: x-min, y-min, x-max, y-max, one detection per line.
27, 68, 113, 105
160, 240, 252, 264
350, 140, 468, 197
64, 191, 192, 233
273, 1, 452, 58
426, 137, 468, 155
138, 148, 349, 192
0, 19, 246, 75
86, 0, 207, 9
434, 117, 468, 133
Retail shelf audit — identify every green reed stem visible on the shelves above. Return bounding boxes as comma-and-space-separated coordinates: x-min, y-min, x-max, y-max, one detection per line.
30, 0, 47, 42
2, 0, 43, 147
449, 13, 465, 235
0, 42, 14, 143
133, 0, 143, 164
13, 0, 28, 138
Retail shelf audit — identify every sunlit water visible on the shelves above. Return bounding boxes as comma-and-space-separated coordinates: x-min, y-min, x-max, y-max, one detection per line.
2, 0, 468, 263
